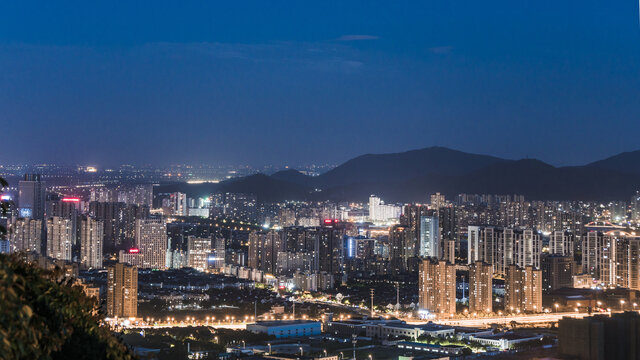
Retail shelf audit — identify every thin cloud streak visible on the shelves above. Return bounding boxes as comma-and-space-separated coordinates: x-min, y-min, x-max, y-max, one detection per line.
337, 35, 380, 41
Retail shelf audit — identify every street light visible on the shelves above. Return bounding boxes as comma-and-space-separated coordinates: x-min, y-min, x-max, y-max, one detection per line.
299, 347, 304, 356
554, 303, 559, 312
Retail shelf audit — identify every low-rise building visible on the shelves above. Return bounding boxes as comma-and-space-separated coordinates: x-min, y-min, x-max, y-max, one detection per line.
469, 332, 542, 350
366, 322, 455, 340
396, 341, 465, 356
325, 319, 454, 340
247, 320, 322, 339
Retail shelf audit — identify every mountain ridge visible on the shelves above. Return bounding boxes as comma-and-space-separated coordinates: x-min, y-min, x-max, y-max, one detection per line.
156, 146, 640, 202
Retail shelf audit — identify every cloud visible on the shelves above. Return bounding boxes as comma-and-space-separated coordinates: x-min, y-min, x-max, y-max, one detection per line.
140, 41, 367, 74
429, 45, 454, 54
337, 35, 380, 41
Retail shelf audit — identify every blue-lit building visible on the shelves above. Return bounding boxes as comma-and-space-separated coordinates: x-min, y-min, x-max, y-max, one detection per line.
419, 215, 439, 258
247, 320, 321, 338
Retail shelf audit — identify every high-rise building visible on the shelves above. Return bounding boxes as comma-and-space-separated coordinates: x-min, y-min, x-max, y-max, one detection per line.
263, 230, 284, 274
389, 225, 410, 274
91, 184, 153, 207
505, 264, 542, 313
559, 312, 640, 360
430, 192, 446, 210
283, 226, 308, 253
46, 216, 73, 261
549, 231, 574, 257
162, 192, 187, 216
468, 226, 541, 276
443, 239, 455, 264
438, 206, 458, 244
631, 192, 640, 223
541, 255, 575, 293
10, 218, 42, 253
418, 258, 456, 316
18, 174, 46, 219
135, 219, 167, 269
80, 217, 104, 269
107, 263, 138, 318
90, 201, 126, 253
582, 230, 602, 276
248, 230, 265, 270
209, 237, 226, 270
118, 248, 144, 268
598, 231, 640, 290
469, 261, 493, 313
187, 236, 211, 271
223, 193, 258, 221
419, 215, 440, 258
402, 205, 433, 260
368, 195, 401, 222
316, 220, 345, 275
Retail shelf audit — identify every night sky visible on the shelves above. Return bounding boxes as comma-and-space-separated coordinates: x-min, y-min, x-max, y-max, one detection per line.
1, 1, 639, 167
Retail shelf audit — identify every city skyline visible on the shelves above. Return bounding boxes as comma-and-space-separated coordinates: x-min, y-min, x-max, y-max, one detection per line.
2, 1, 640, 167
3, 2, 640, 359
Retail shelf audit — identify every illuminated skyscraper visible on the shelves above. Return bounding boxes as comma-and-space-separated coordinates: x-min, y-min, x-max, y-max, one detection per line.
162, 192, 187, 216
107, 263, 138, 318
80, 217, 104, 269
389, 225, 410, 274
46, 216, 73, 261
10, 218, 42, 253
135, 219, 167, 269
597, 231, 640, 290
430, 192, 446, 210
469, 261, 493, 313
18, 174, 46, 219
419, 215, 440, 258
505, 264, 542, 313
418, 258, 456, 316
549, 230, 574, 257
248, 230, 266, 270
209, 237, 226, 270
316, 220, 345, 275
187, 236, 211, 271
467, 226, 541, 276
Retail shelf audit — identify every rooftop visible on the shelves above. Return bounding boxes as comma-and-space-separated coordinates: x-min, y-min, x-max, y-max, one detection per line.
473, 332, 540, 341
252, 320, 321, 327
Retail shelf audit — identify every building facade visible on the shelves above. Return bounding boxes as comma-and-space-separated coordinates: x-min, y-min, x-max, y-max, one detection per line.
469, 261, 493, 313
107, 263, 138, 318
419, 258, 456, 316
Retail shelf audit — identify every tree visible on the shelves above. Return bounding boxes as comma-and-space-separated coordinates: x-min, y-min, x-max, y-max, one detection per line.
0, 253, 135, 360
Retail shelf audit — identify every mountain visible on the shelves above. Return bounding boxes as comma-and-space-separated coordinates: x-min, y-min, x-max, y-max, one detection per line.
157, 147, 640, 203
217, 173, 309, 203
586, 150, 640, 175
270, 169, 312, 186
313, 146, 508, 188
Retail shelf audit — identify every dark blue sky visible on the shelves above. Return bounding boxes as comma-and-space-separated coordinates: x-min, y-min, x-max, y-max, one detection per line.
1, 1, 639, 167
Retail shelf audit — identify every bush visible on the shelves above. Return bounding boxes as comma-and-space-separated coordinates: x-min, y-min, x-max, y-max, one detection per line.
0, 253, 135, 360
